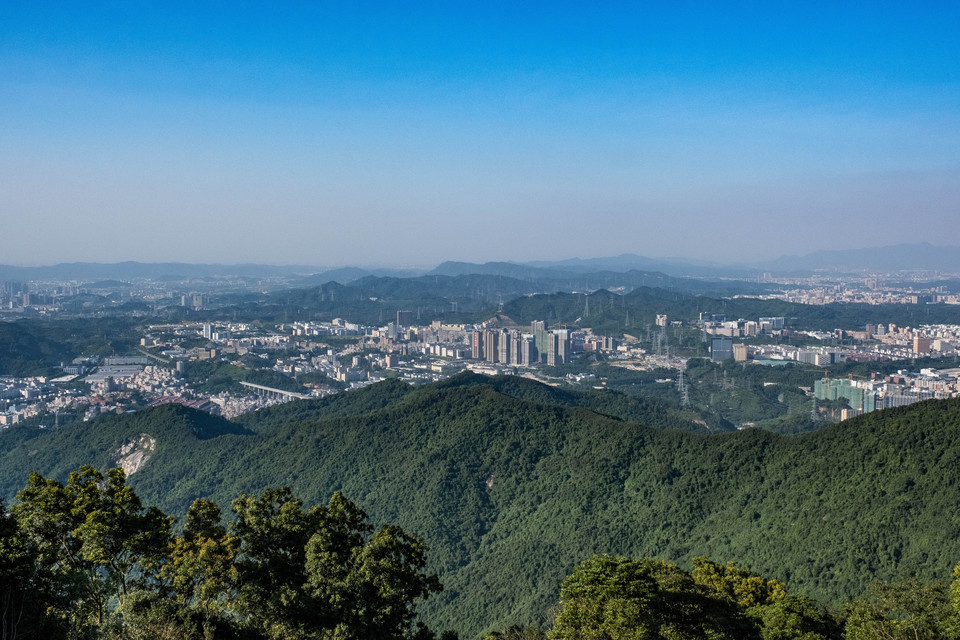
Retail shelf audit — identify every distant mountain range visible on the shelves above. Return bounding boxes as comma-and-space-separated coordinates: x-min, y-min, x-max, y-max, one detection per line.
0, 261, 319, 282
523, 254, 753, 278
759, 243, 960, 273
522, 243, 960, 276
2, 243, 958, 283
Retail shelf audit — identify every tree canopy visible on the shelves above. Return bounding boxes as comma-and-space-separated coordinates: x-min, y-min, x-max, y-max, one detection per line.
3, 467, 447, 640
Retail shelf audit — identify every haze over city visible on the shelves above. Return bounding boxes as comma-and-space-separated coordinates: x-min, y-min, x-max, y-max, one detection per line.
2, 2, 959, 267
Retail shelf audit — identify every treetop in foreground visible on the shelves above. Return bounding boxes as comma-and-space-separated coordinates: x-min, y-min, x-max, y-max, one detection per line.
3, 466, 447, 640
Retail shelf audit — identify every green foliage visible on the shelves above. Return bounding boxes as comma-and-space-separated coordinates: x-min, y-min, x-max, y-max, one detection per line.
12, 466, 174, 634
3, 376, 960, 636
296, 370, 347, 389
163, 499, 239, 617
952, 562, 960, 633
234, 377, 415, 433
692, 557, 787, 608
437, 372, 700, 432
304, 493, 442, 639
0, 318, 145, 375
229, 488, 443, 640
753, 594, 837, 640
4, 460, 960, 639
548, 555, 843, 640
842, 577, 955, 640
4, 468, 449, 640
549, 555, 755, 640
0, 320, 71, 376
0, 497, 69, 638
484, 626, 546, 640
184, 359, 307, 395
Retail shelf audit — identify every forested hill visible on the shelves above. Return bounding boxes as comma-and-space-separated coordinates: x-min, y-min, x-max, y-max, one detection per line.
2, 375, 960, 636
503, 286, 960, 333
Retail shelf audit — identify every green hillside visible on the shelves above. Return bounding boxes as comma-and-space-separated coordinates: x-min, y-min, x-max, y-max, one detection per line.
0, 320, 73, 376
502, 286, 960, 334
2, 374, 959, 637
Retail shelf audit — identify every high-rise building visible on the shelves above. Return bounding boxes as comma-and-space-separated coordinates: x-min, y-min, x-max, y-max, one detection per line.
815, 377, 877, 413
711, 337, 733, 361
530, 320, 547, 363
518, 334, 535, 366
509, 331, 522, 366
547, 329, 570, 366
471, 331, 484, 359
599, 336, 619, 351
498, 329, 512, 364
759, 317, 785, 330
484, 329, 499, 363
733, 343, 748, 362
556, 329, 569, 363
396, 310, 414, 328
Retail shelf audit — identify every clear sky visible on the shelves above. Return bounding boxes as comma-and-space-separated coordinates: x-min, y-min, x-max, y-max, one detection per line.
2, 1, 958, 267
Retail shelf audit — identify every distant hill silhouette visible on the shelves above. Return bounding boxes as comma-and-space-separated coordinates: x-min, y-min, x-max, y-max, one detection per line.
756, 242, 960, 273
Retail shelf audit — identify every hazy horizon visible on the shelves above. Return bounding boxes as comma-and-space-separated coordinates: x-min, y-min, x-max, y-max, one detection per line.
4, 242, 960, 274
3, 3, 959, 266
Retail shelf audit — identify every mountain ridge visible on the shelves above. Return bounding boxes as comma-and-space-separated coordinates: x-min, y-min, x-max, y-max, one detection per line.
5, 243, 959, 283
2, 374, 960, 636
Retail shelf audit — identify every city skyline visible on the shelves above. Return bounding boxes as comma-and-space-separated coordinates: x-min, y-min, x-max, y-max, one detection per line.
2, 2, 958, 266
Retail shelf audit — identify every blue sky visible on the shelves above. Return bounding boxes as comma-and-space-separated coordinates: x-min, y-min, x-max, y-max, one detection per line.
2, 2, 958, 266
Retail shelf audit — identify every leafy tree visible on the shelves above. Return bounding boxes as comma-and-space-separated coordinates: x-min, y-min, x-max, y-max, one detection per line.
162, 498, 239, 618
549, 555, 753, 640
690, 558, 840, 639
12, 466, 173, 633
691, 557, 787, 608
304, 492, 442, 639
0, 498, 69, 639
230, 488, 444, 639
105, 589, 207, 640
549, 555, 660, 640
951, 561, 960, 637
842, 576, 953, 640
230, 487, 325, 638
484, 625, 546, 640
752, 594, 838, 640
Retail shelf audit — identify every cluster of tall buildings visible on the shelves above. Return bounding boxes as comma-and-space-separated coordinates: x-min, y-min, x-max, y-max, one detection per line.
471, 322, 571, 366
181, 293, 210, 310
1, 281, 28, 304
1, 281, 56, 309
814, 374, 946, 417
701, 315, 786, 338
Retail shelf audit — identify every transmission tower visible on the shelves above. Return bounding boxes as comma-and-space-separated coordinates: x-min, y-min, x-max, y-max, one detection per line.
678, 371, 690, 408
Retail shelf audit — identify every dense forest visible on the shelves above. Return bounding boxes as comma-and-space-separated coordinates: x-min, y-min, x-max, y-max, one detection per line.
0, 318, 143, 377
2, 466, 959, 639
502, 287, 960, 335
3, 374, 960, 636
